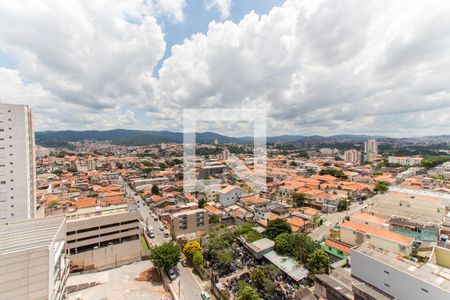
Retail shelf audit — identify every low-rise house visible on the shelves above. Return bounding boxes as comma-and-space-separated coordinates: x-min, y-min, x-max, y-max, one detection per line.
218, 185, 245, 207
340, 221, 414, 255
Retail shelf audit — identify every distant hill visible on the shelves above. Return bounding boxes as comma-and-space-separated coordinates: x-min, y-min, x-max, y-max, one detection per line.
34, 129, 410, 148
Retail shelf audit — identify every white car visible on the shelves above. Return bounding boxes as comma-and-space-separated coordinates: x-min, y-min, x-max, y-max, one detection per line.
167, 268, 176, 280
201, 291, 211, 300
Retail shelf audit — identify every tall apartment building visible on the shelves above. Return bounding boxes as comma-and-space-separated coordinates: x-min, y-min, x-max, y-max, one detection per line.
0, 216, 69, 300
0, 103, 36, 224
344, 149, 361, 164
364, 139, 378, 155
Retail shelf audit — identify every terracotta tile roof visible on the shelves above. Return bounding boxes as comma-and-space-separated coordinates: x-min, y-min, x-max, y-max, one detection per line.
287, 217, 308, 228
240, 196, 269, 204
325, 239, 351, 255
205, 205, 222, 215
341, 221, 414, 245
76, 197, 97, 208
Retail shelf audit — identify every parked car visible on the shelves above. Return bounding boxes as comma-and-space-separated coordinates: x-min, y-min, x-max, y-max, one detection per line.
164, 232, 170, 238
167, 268, 176, 280
154, 217, 159, 221
149, 232, 155, 238
159, 225, 165, 231
201, 291, 211, 300
181, 259, 188, 267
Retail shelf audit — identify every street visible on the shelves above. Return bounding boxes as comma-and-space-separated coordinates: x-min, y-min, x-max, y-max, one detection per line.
309, 202, 367, 241
123, 180, 207, 300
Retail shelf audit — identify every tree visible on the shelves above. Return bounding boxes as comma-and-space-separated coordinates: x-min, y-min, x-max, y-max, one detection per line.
149, 242, 181, 271
193, 251, 204, 267
250, 268, 266, 289
198, 198, 206, 208
209, 214, 220, 224
312, 213, 323, 226
274, 232, 291, 255
183, 241, 202, 257
265, 219, 292, 240
337, 199, 348, 212
52, 169, 63, 176
217, 249, 233, 266
374, 180, 390, 194
292, 192, 306, 207
151, 184, 160, 195
306, 249, 330, 275
237, 283, 261, 300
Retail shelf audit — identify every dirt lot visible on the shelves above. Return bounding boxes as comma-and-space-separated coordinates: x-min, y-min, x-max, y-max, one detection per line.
67, 261, 170, 300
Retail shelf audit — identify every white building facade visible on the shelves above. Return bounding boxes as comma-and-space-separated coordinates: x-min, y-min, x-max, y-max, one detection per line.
0, 103, 36, 224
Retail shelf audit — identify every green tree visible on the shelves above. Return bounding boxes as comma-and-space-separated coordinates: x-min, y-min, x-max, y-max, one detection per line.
149, 242, 181, 271
306, 249, 330, 275
151, 184, 160, 195
237, 282, 261, 300
209, 214, 220, 224
292, 192, 306, 207
250, 268, 266, 289
67, 167, 77, 173
183, 241, 202, 257
198, 198, 206, 208
52, 169, 63, 176
262, 264, 281, 279
217, 249, 233, 266
274, 232, 291, 255
337, 199, 348, 212
264, 219, 292, 240
374, 180, 390, 194
193, 251, 204, 267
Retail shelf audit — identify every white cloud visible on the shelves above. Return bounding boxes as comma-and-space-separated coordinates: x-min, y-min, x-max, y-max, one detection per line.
0, 0, 165, 110
205, 0, 232, 19
1, 0, 450, 137
148, 0, 187, 23
155, 0, 450, 136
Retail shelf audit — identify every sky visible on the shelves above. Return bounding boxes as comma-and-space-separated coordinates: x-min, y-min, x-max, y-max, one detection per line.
0, 0, 450, 137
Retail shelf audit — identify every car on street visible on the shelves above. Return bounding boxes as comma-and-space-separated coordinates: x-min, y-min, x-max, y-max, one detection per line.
159, 225, 165, 231
164, 232, 170, 238
154, 217, 158, 221
149, 232, 155, 238
181, 259, 188, 267
201, 291, 211, 300
167, 268, 176, 280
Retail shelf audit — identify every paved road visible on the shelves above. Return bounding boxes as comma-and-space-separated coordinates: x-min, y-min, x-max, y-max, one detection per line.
309, 202, 367, 241
123, 180, 206, 300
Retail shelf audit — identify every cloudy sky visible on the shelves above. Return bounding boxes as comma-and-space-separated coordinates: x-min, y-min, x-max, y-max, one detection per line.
1, 0, 450, 137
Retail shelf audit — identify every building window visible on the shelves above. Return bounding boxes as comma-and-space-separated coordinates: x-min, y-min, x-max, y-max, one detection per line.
421, 288, 428, 293
384, 283, 390, 287
384, 270, 390, 274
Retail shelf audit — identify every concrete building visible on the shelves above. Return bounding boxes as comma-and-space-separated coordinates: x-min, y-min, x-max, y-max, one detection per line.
222, 148, 230, 160
351, 243, 450, 300
218, 185, 245, 207
364, 139, 378, 155
340, 221, 414, 255
66, 204, 142, 271
344, 149, 361, 164
35, 145, 51, 158
0, 103, 36, 224
0, 216, 69, 300
388, 156, 423, 166
170, 208, 209, 237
